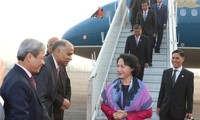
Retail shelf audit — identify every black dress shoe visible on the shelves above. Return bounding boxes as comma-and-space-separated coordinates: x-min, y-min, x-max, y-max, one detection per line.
149, 63, 152, 67
155, 51, 160, 53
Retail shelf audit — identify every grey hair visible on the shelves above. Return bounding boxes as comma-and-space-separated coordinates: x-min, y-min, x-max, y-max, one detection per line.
52, 40, 68, 52
17, 38, 46, 61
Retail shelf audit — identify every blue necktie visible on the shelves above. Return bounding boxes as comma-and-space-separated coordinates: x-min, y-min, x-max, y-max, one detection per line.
143, 11, 147, 21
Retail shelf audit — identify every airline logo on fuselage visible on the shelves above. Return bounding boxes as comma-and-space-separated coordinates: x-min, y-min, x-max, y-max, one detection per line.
177, 0, 200, 8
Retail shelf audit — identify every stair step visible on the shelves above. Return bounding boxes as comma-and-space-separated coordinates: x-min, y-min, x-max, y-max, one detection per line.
94, 21, 169, 120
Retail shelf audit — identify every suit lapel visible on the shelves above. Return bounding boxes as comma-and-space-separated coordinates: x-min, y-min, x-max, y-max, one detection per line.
48, 55, 59, 81
14, 65, 43, 106
140, 12, 145, 22
174, 69, 185, 87
168, 68, 173, 87
137, 36, 143, 47
145, 11, 149, 21
131, 36, 137, 47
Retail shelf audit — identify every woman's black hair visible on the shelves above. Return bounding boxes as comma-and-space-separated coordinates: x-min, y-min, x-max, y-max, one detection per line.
117, 53, 141, 77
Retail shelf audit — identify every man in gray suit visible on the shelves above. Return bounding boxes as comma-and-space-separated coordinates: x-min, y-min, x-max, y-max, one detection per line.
0, 59, 5, 120
35, 40, 74, 119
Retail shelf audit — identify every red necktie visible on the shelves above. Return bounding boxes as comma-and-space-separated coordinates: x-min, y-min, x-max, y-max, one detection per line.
30, 76, 37, 90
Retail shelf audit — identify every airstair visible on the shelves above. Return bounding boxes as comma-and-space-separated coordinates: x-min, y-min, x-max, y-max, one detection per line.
87, 0, 178, 120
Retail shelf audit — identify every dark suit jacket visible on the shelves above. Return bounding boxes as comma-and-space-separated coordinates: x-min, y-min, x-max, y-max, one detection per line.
129, 0, 142, 12
137, 9, 157, 36
157, 68, 194, 118
124, 34, 150, 66
53, 65, 71, 120
35, 55, 60, 119
151, 3, 167, 26
0, 101, 5, 120
0, 65, 43, 120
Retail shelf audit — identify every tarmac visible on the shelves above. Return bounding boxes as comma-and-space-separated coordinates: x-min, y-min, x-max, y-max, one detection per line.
64, 72, 200, 120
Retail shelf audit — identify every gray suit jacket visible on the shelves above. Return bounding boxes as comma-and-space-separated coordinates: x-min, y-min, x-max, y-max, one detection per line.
0, 101, 5, 120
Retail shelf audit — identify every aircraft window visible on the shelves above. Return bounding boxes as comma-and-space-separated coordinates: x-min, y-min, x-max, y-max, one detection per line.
91, 7, 104, 19
191, 9, 198, 16
83, 35, 87, 40
180, 9, 186, 16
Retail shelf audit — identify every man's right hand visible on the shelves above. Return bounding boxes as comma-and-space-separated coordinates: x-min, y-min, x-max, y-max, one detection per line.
156, 108, 160, 115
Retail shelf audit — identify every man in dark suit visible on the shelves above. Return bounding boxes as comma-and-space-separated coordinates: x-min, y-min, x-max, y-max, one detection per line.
53, 66, 71, 120
157, 49, 194, 120
0, 39, 45, 120
35, 40, 74, 119
129, 0, 142, 31
151, 0, 167, 53
45, 37, 72, 120
125, 24, 150, 80
137, 0, 157, 66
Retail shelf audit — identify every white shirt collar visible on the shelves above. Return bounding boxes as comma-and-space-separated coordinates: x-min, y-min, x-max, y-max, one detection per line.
52, 55, 59, 69
157, 2, 162, 5
143, 9, 149, 13
0, 96, 4, 106
173, 66, 182, 72
16, 63, 32, 78
135, 36, 140, 39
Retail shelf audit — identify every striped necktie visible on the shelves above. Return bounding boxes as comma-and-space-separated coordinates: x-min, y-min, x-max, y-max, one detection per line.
30, 76, 37, 90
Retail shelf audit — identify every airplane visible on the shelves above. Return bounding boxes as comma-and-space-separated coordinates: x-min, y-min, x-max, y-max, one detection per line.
62, 1, 118, 59
62, 0, 200, 68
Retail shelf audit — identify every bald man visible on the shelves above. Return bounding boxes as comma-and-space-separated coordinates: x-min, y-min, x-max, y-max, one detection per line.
46, 37, 59, 56
35, 40, 74, 119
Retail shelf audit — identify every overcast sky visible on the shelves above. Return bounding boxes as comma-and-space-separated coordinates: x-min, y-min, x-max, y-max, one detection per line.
0, 0, 114, 62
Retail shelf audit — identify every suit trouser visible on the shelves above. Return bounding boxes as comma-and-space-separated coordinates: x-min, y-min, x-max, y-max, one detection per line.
130, 9, 137, 29
159, 107, 185, 120
155, 25, 164, 52
136, 64, 144, 81
143, 31, 156, 64
149, 36, 156, 63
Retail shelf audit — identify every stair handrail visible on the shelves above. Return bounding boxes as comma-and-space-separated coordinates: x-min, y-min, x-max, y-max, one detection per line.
87, 0, 128, 119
